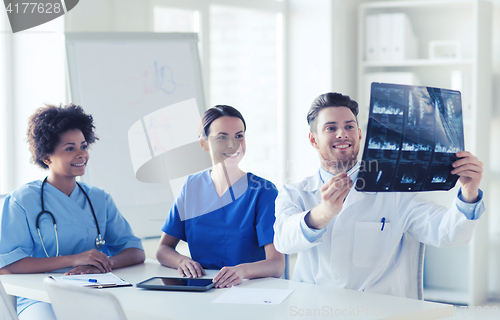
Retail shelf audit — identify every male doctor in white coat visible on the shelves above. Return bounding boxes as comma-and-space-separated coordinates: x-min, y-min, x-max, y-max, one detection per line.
273, 92, 485, 299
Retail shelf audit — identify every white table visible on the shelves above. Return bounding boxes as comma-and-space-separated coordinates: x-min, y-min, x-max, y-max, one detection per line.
1, 259, 454, 320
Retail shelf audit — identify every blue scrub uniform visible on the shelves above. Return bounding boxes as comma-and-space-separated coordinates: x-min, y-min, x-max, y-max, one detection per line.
0, 180, 143, 314
161, 171, 278, 269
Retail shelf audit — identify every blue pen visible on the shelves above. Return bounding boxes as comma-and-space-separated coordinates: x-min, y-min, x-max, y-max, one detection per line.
62, 277, 98, 283
381, 217, 386, 231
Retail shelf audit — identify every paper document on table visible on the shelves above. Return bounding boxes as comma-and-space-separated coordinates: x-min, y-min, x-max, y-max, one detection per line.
49, 272, 132, 288
212, 287, 294, 305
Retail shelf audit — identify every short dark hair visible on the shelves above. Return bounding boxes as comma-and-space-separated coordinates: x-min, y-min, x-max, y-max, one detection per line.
199, 105, 246, 139
27, 104, 98, 169
307, 92, 359, 132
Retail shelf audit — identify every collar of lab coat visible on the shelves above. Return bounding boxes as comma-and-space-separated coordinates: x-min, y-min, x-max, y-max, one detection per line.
303, 171, 323, 193
304, 162, 360, 192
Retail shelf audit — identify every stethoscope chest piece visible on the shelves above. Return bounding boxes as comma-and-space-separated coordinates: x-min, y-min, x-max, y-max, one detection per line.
95, 234, 105, 249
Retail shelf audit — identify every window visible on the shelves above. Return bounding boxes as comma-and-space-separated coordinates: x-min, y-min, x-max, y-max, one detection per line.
154, 1, 284, 185
0, 10, 7, 194
210, 5, 281, 183
154, 7, 200, 33
0, 17, 66, 193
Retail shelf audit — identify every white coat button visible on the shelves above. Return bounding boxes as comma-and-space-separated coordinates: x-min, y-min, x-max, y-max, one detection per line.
333, 273, 340, 280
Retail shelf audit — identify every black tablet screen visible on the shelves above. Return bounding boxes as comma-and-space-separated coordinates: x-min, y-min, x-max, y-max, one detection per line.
142, 277, 214, 287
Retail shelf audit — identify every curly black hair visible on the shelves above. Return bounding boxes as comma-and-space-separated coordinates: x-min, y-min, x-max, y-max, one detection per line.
26, 104, 98, 169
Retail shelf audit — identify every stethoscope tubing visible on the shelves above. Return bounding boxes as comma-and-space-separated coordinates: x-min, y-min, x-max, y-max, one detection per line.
37, 177, 105, 257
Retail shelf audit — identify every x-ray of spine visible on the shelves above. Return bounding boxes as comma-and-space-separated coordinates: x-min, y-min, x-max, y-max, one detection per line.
357, 83, 464, 192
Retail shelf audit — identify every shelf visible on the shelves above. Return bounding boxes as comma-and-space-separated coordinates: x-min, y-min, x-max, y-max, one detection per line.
358, 0, 492, 307
361, 59, 473, 68
361, 0, 473, 10
424, 288, 469, 305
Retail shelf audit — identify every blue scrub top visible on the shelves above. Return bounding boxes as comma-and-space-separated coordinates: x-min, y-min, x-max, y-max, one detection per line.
161, 171, 278, 269
0, 180, 143, 314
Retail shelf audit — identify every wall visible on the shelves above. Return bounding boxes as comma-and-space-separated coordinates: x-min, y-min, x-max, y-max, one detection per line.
283, 0, 365, 185
65, 0, 152, 32
489, 0, 500, 300
331, 0, 364, 97
3, 19, 66, 192
285, 0, 333, 184
0, 11, 13, 193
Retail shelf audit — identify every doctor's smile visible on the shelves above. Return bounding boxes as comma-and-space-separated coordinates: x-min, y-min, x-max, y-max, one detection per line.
223, 152, 240, 158
332, 142, 352, 150
222, 143, 243, 159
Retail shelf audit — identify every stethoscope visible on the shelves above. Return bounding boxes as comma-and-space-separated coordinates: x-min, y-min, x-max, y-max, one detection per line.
36, 177, 105, 257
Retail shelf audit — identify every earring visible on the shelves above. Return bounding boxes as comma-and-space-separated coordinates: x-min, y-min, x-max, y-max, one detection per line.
201, 141, 209, 152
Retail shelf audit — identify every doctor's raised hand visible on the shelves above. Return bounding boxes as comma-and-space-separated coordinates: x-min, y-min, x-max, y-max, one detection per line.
0, 104, 145, 319
157, 105, 285, 288
452, 150, 483, 203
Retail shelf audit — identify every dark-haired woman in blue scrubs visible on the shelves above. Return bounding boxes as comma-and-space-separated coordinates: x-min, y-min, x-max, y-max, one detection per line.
156, 105, 285, 288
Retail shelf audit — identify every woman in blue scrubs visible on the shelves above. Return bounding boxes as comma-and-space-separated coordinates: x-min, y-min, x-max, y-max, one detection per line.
156, 105, 285, 288
0, 104, 145, 319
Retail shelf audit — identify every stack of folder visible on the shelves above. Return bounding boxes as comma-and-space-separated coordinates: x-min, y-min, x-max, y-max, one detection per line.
365, 13, 418, 61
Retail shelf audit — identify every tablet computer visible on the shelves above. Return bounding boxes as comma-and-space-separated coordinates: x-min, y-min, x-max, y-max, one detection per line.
136, 277, 215, 292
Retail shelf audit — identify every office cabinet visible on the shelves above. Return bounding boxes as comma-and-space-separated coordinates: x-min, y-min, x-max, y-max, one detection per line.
357, 0, 492, 305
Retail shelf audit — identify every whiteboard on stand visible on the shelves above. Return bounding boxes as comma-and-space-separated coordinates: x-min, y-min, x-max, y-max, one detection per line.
65, 32, 207, 239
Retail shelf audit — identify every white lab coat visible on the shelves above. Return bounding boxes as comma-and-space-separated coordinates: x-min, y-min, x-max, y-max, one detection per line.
273, 170, 485, 299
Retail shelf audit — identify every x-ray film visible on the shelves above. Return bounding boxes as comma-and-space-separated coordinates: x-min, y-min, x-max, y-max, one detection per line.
356, 83, 464, 192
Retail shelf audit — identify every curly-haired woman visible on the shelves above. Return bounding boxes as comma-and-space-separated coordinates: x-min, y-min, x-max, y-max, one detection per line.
0, 104, 145, 319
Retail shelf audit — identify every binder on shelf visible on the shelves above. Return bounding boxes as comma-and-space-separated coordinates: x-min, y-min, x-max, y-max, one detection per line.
364, 12, 418, 62
365, 15, 379, 61
390, 13, 418, 60
378, 13, 392, 61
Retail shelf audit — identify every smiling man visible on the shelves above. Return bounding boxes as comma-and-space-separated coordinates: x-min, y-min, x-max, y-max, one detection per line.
273, 92, 485, 299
